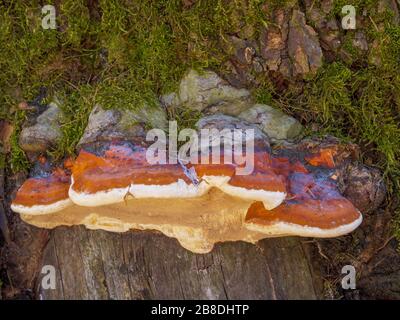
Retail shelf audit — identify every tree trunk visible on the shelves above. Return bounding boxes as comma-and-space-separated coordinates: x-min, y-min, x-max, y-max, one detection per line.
36, 227, 322, 300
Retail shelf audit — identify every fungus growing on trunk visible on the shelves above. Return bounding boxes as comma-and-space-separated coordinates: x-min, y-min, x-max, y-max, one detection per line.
11, 167, 71, 215
11, 139, 363, 253
245, 173, 362, 237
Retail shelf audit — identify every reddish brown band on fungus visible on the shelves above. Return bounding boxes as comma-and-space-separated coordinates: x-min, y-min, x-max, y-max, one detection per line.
190, 163, 236, 178
305, 148, 336, 168
73, 167, 136, 193
72, 146, 316, 194
13, 168, 70, 207
245, 170, 360, 229
190, 149, 267, 177
71, 150, 134, 193
71, 146, 193, 194
245, 198, 360, 229
15, 141, 359, 219
185, 150, 286, 192
226, 152, 309, 192
71, 145, 291, 194
12, 140, 363, 242
247, 152, 309, 177
228, 170, 286, 192
130, 165, 192, 185
270, 157, 309, 177
189, 147, 256, 177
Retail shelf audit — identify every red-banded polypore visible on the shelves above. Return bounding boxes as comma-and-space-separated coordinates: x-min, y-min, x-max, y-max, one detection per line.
11, 167, 72, 215
11, 134, 363, 253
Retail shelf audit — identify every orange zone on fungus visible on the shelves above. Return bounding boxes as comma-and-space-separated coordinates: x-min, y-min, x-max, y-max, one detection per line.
71, 146, 192, 193
305, 148, 336, 168
13, 168, 70, 207
13, 141, 360, 231
245, 198, 360, 229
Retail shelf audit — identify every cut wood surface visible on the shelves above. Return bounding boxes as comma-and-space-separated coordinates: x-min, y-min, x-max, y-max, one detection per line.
36, 227, 321, 300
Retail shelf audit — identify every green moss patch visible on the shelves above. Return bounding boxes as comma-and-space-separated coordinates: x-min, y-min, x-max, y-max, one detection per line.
1, 1, 399, 242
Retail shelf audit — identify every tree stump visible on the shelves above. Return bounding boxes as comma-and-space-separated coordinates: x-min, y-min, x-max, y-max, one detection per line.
36, 227, 321, 300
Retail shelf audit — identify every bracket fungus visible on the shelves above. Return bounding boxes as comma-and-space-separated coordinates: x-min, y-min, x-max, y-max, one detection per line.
11, 167, 72, 215
11, 134, 363, 253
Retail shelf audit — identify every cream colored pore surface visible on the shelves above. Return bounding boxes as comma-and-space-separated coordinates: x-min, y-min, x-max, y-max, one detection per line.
21, 188, 270, 253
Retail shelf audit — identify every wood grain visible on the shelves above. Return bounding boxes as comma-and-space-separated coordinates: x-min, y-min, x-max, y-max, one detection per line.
36, 226, 320, 300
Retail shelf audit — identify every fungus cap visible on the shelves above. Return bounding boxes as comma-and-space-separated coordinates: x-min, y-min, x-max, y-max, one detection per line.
11, 168, 71, 215
245, 199, 362, 237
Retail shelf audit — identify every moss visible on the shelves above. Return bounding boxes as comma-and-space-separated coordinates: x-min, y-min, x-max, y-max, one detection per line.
169, 107, 202, 133
342, 34, 361, 61
1, 1, 400, 242
304, 62, 400, 182
254, 84, 274, 106
59, 0, 94, 46
0, 4, 267, 116
45, 0, 270, 158
278, 2, 400, 240
332, 0, 377, 16
47, 85, 95, 159
0, 0, 101, 170
9, 110, 30, 173
251, 0, 400, 241
95, 77, 159, 112
303, 62, 354, 136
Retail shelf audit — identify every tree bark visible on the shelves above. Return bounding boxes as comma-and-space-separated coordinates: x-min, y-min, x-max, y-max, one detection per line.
36, 227, 322, 300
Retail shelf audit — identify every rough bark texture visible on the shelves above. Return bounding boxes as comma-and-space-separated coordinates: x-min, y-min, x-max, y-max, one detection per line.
1, 118, 388, 300
37, 227, 321, 300
1, 0, 399, 301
